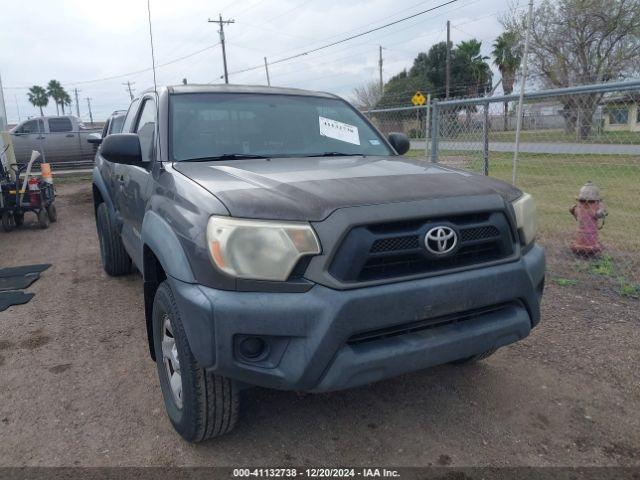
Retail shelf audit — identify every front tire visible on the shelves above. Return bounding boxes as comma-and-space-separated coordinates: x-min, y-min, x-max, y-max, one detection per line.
96, 202, 131, 276
46, 203, 58, 222
37, 209, 50, 229
152, 281, 239, 442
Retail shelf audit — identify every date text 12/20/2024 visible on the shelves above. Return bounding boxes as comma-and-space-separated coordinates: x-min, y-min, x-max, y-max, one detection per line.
233, 469, 401, 478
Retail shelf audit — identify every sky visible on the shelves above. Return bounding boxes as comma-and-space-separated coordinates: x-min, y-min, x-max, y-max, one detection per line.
0, 0, 523, 124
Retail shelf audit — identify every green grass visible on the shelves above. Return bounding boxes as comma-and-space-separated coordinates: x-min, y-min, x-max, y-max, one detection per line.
487, 129, 640, 145
554, 278, 578, 287
407, 148, 640, 287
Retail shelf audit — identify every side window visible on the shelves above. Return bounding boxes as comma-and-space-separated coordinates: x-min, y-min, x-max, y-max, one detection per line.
121, 98, 141, 133
101, 119, 110, 138
18, 119, 43, 134
48, 117, 73, 133
136, 99, 156, 163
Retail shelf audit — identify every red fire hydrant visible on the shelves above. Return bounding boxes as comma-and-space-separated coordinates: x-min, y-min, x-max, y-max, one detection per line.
570, 181, 607, 255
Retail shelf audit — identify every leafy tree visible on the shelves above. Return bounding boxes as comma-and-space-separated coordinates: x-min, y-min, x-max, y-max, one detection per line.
27, 86, 49, 116
503, 0, 640, 137
377, 40, 492, 108
351, 81, 383, 111
492, 31, 522, 130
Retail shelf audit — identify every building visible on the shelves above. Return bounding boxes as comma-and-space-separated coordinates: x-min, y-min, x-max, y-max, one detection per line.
602, 96, 640, 132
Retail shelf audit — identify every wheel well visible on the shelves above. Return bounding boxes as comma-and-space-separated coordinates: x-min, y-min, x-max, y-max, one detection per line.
143, 245, 167, 360
92, 184, 103, 214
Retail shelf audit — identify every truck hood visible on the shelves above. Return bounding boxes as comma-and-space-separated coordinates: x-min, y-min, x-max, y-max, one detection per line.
173, 156, 521, 221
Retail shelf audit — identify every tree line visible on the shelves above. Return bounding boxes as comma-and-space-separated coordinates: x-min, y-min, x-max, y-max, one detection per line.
354, 0, 640, 138
26, 80, 72, 117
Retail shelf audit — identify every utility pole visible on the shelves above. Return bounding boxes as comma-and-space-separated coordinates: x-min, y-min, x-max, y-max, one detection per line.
512, 0, 534, 185
74, 88, 81, 118
445, 20, 451, 99
86, 98, 94, 126
264, 57, 271, 86
208, 14, 235, 84
378, 46, 383, 92
14, 95, 21, 122
122, 81, 135, 100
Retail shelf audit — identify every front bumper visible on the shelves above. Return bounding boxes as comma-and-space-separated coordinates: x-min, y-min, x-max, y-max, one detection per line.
169, 245, 545, 392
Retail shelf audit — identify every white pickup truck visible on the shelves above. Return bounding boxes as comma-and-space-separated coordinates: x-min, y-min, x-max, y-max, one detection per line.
9, 115, 101, 166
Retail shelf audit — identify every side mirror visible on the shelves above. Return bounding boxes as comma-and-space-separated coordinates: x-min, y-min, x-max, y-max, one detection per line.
387, 132, 410, 155
101, 133, 142, 165
87, 133, 102, 145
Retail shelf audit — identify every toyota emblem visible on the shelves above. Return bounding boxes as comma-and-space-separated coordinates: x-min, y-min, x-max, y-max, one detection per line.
424, 226, 457, 255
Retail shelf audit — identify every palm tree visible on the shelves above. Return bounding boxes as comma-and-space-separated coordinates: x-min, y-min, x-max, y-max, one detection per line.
46, 79, 67, 115
492, 31, 522, 131
27, 86, 49, 116
60, 91, 72, 115
456, 40, 492, 96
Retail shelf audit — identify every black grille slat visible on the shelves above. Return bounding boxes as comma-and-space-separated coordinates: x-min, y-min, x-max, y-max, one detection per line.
460, 225, 500, 242
370, 235, 420, 253
347, 304, 512, 345
328, 211, 515, 283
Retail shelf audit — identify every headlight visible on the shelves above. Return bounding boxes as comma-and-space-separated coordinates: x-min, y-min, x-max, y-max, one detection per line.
512, 193, 537, 246
206, 216, 321, 281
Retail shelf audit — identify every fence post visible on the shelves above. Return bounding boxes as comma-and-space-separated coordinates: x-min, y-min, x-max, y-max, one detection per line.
424, 94, 431, 159
430, 100, 439, 163
482, 101, 489, 176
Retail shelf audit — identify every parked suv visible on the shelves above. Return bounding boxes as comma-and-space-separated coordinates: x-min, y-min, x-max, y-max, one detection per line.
92, 85, 544, 442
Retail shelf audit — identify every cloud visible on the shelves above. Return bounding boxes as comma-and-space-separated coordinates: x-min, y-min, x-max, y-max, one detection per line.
0, 0, 508, 123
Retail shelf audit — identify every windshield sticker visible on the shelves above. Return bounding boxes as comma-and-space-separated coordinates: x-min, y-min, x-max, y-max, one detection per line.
369, 139, 380, 145
319, 116, 360, 145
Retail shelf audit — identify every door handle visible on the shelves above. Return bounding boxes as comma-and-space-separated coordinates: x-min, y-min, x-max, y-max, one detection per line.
65, 134, 75, 138
37, 136, 45, 140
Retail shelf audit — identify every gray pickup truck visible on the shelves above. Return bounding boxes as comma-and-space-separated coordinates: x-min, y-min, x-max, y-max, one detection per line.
10, 115, 99, 165
92, 84, 544, 443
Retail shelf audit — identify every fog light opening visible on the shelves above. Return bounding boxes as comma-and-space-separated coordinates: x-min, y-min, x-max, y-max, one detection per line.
238, 336, 268, 361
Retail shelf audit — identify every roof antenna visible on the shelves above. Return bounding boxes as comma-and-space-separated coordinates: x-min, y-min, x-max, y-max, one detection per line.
147, 0, 158, 93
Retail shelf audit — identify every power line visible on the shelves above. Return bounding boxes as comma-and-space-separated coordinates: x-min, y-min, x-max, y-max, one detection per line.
217, 0, 459, 80
5, 43, 221, 90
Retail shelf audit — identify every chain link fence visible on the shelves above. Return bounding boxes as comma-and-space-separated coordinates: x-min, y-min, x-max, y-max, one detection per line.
366, 80, 640, 299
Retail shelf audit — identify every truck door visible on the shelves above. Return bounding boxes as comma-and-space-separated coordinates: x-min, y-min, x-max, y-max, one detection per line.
116, 96, 156, 269
11, 119, 46, 164
46, 117, 81, 165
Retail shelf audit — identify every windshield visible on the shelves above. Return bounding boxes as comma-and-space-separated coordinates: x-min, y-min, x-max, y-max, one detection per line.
170, 93, 392, 161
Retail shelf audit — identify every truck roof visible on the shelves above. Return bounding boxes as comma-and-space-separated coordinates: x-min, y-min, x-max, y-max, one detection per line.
143, 84, 339, 99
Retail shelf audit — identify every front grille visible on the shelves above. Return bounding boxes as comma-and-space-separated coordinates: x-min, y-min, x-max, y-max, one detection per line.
347, 304, 512, 345
329, 212, 515, 283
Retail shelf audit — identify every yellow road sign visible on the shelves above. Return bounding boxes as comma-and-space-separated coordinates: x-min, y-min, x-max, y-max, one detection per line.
411, 91, 426, 106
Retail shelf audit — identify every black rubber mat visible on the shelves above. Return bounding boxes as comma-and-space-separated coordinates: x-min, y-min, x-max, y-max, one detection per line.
0, 264, 50, 278
0, 291, 35, 312
0, 273, 40, 292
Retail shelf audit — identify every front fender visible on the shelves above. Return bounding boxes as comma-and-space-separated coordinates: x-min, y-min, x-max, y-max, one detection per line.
141, 210, 196, 283
92, 166, 115, 220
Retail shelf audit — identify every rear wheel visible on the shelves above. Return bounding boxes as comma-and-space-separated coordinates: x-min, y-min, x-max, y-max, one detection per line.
37, 209, 50, 229
1, 212, 16, 232
153, 281, 240, 442
450, 348, 497, 365
96, 202, 131, 276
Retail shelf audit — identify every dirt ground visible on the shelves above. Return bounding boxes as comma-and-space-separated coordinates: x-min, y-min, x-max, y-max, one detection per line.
0, 180, 639, 467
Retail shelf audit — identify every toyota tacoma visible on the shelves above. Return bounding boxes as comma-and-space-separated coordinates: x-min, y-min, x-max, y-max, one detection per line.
91, 84, 544, 442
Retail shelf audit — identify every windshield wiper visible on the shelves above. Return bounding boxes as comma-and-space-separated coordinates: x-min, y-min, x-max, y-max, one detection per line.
182, 153, 269, 162
301, 152, 365, 157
